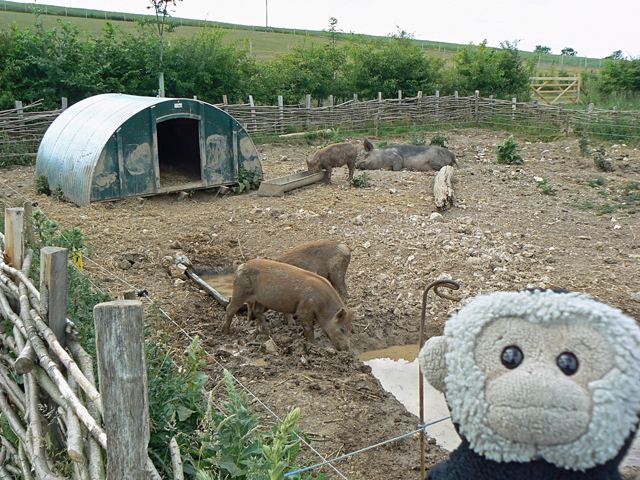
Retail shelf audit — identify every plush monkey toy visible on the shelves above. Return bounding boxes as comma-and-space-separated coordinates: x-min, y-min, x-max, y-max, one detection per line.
419, 289, 640, 480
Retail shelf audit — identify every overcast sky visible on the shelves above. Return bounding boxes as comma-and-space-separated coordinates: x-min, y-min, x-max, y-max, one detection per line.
14, 0, 640, 59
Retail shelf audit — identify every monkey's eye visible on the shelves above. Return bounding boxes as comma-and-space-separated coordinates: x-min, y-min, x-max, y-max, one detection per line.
557, 352, 579, 376
501, 346, 524, 369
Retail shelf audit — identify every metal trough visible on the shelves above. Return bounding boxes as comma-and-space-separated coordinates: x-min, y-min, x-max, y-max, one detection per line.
257, 170, 326, 197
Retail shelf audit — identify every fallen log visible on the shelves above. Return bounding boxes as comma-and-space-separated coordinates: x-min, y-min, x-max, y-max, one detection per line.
433, 165, 455, 211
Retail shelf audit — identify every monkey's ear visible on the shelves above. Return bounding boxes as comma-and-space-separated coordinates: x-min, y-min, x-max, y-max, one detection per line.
419, 336, 448, 393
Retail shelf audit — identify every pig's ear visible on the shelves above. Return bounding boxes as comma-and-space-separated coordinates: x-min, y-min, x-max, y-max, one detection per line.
419, 336, 448, 393
363, 138, 374, 152
335, 308, 347, 320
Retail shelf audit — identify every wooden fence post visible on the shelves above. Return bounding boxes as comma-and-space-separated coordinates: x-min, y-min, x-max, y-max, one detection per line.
398, 90, 402, 101
4, 208, 24, 272
61, 97, 68, 111
474, 90, 479, 125
40, 247, 69, 350
95, 300, 150, 480
375, 92, 382, 137
352, 94, 358, 129
248, 95, 257, 134
329, 95, 334, 114
23, 201, 33, 245
278, 95, 284, 134
305, 94, 311, 130
511, 97, 517, 124
435, 90, 440, 123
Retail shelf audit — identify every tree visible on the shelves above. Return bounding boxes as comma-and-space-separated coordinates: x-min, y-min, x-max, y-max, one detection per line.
561, 47, 577, 56
452, 40, 532, 99
344, 32, 444, 100
606, 50, 624, 60
325, 17, 341, 47
144, 0, 182, 96
534, 45, 551, 54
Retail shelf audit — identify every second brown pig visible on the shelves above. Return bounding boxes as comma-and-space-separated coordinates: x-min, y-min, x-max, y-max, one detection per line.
221, 258, 353, 351
306, 142, 358, 183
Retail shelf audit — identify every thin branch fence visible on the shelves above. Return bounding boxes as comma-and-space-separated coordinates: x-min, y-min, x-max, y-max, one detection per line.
0, 206, 169, 480
1, 93, 639, 161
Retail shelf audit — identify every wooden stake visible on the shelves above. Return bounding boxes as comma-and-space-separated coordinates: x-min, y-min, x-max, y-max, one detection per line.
94, 300, 149, 480
40, 247, 68, 350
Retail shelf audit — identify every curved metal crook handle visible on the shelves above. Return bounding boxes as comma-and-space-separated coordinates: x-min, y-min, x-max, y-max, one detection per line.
418, 279, 459, 480
419, 279, 460, 348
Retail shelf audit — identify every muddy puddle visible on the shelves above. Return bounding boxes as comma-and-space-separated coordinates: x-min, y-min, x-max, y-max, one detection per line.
359, 345, 460, 451
199, 272, 235, 301
360, 345, 640, 467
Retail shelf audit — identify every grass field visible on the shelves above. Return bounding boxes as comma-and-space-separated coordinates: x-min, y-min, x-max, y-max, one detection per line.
0, 0, 600, 71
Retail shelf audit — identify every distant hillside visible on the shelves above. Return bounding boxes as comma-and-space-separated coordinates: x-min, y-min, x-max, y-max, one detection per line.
0, 0, 602, 71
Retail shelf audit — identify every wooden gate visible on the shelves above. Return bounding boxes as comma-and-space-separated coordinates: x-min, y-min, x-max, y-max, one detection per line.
530, 77, 580, 105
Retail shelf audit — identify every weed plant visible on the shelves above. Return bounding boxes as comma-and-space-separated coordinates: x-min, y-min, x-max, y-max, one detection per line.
350, 172, 372, 188
537, 178, 557, 196
588, 177, 606, 188
593, 148, 614, 172
429, 134, 449, 148
186, 370, 325, 480
36, 175, 51, 195
496, 135, 523, 164
233, 167, 261, 194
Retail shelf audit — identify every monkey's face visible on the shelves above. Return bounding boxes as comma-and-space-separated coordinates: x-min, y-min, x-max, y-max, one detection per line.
420, 290, 640, 470
475, 318, 614, 446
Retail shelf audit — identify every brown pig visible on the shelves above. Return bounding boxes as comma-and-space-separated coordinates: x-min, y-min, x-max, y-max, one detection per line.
306, 142, 358, 183
221, 259, 353, 351
249, 240, 351, 325
276, 240, 350, 300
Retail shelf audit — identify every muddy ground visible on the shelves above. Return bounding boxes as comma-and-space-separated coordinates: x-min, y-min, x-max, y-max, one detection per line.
2, 128, 640, 479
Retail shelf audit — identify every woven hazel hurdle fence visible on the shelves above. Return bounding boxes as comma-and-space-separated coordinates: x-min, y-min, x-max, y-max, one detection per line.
0, 100, 64, 160
2, 93, 640, 157
0, 206, 177, 480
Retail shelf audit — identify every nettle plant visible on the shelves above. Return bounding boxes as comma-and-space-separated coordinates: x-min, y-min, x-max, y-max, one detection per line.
496, 135, 523, 165
233, 167, 261, 194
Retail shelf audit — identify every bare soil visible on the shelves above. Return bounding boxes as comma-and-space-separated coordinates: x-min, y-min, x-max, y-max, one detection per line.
2, 128, 639, 480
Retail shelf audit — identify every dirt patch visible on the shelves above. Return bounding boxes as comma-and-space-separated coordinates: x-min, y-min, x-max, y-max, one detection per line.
2, 128, 639, 479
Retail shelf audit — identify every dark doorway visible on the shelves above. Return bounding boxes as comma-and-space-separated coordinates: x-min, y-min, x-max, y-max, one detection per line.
157, 118, 201, 187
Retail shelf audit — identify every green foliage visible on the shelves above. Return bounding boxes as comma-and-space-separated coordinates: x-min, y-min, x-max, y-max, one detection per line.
350, 172, 371, 188
588, 176, 606, 188
593, 147, 614, 172
561, 47, 577, 57
596, 57, 640, 94
429, 133, 448, 148
28, 210, 109, 359
146, 323, 209, 477
607, 50, 624, 61
622, 181, 640, 192
36, 175, 51, 195
344, 32, 445, 100
0, 132, 33, 167
409, 126, 426, 146
574, 200, 595, 210
452, 40, 532, 99
537, 177, 557, 195
600, 202, 616, 214
186, 370, 324, 480
496, 135, 523, 164
51, 184, 67, 202
534, 45, 551, 55
232, 167, 261, 194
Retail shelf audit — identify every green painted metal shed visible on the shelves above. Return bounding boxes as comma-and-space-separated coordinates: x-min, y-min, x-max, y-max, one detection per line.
36, 93, 262, 206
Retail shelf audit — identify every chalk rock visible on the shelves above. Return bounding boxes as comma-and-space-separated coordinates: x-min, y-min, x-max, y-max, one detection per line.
429, 212, 444, 223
